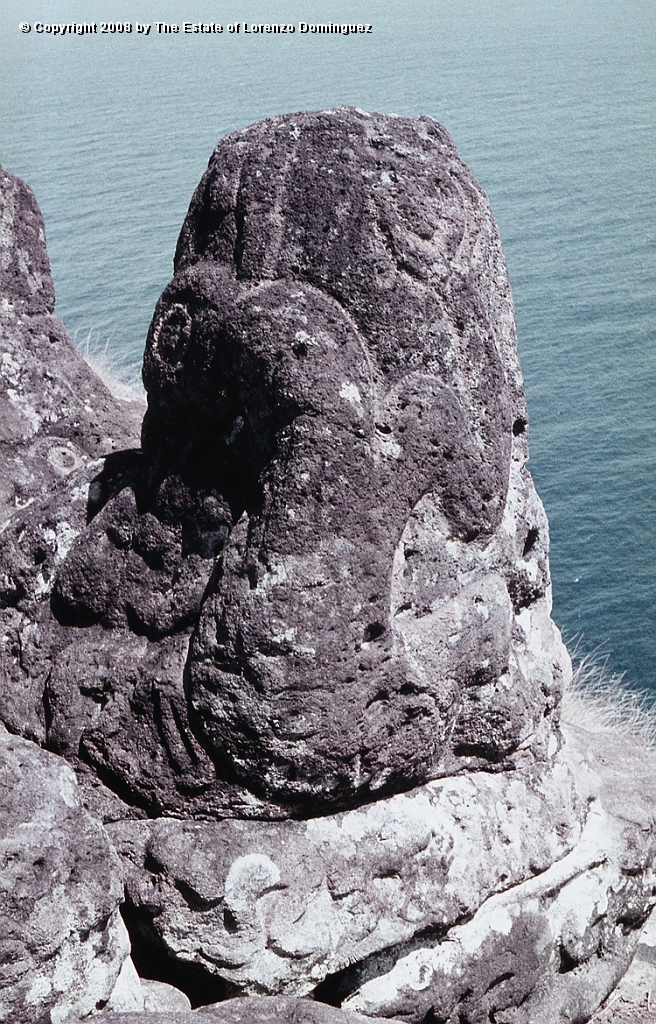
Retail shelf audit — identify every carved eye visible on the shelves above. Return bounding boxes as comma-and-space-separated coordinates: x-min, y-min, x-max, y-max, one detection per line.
153, 303, 192, 364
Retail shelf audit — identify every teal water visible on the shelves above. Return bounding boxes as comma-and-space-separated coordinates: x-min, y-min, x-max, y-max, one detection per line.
1, 0, 654, 689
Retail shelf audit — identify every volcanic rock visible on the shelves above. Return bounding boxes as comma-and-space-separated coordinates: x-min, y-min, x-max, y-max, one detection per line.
0, 723, 128, 1024
0, 163, 143, 750
343, 724, 656, 1023
107, 722, 656, 1021
2, 117, 655, 1024
96, 994, 390, 1023
0, 164, 143, 524
44, 108, 568, 817
104, 956, 192, 1012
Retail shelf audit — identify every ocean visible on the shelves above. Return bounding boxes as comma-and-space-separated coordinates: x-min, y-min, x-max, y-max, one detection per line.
1, 0, 654, 691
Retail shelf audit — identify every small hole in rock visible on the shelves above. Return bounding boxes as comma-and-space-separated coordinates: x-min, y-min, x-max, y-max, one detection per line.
558, 945, 578, 974
120, 901, 237, 1007
523, 527, 539, 557
223, 907, 238, 934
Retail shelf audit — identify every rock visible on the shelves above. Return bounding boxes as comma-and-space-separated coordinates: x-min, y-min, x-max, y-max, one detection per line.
105, 957, 147, 1013
108, 761, 580, 997
168, 109, 570, 810
0, 723, 128, 1024
1, 118, 653, 1024
35, 108, 568, 818
194, 996, 401, 1022
146, 107, 567, 809
589, 909, 656, 1023
0, 169, 138, 1023
104, 957, 192, 1013
96, 1016, 197, 1024
96, 994, 396, 1022
0, 164, 143, 524
0, 164, 144, 756
107, 722, 656, 1021
142, 980, 193, 1012
342, 724, 656, 1023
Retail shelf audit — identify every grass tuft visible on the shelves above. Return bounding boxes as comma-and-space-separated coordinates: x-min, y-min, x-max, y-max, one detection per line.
76, 330, 145, 404
561, 642, 656, 751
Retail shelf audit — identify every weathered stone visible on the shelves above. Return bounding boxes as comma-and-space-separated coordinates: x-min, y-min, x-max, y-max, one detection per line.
343, 725, 656, 1023
96, 994, 399, 1022
104, 956, 192, 1013
0, 165, 259, 822
154, 108, 567, 809
40, 108, 569, 817
0, 723, 128, 1024
104, 724, 656, 1021
0, 164, 143, 526
110, 758, 578, 994
105, 956, 147, 1013
589, 909, 656, 1023
142, 980, 193, 1013
194, 996, 402, 1022
2, 124, 652, 1024
0, 164, 144, 757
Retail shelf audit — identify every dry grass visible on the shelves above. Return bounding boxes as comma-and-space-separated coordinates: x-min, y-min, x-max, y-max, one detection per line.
76, 330, 145, 404
561, 643, 656, 751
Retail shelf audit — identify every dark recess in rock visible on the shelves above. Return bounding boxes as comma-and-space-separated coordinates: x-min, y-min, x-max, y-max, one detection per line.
120, 900, 236, 1008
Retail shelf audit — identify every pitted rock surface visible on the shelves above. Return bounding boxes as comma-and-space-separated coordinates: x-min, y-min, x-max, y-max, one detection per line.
108, 725, 656, 1023
343, 724, 656, 1024
0, 723, 128, 1024
96, 995, 391, 1023
47, 108, 569, 815
1, 125, 655, 1024
108, 754, 582, 998
0, 164, 143, 752
0, 164, 143, 525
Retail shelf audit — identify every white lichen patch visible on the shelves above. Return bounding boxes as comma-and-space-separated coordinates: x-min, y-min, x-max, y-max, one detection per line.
6, 388, 41, 434
1, 350, 22, 385
339, 381, 362, 406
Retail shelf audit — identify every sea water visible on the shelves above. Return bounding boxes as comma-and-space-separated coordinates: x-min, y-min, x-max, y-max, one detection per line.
1, 0, 654, 691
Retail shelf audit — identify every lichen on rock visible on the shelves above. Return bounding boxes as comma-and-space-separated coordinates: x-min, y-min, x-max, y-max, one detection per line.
0, 723, 128, 1023
40, 108, 570, 818
1, 113, 655, 1024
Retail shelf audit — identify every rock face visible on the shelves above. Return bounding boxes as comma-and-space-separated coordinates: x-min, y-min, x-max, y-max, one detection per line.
108, 724, 656, 1021
110, 751, 581, 997
96, 994, 391, 1023
0, 723, 128, 1024
342, 725, 656, 1024
38, 108, 567, 817
0, 164, 143, 525
0, 163, 143, 749
1, 115, 655, 1024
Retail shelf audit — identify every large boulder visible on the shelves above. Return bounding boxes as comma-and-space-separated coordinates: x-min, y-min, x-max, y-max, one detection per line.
108, 723, 656, 1021
0, 723, 128, 1024
45, 108, 568, 817
1, 117, 654, 1024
